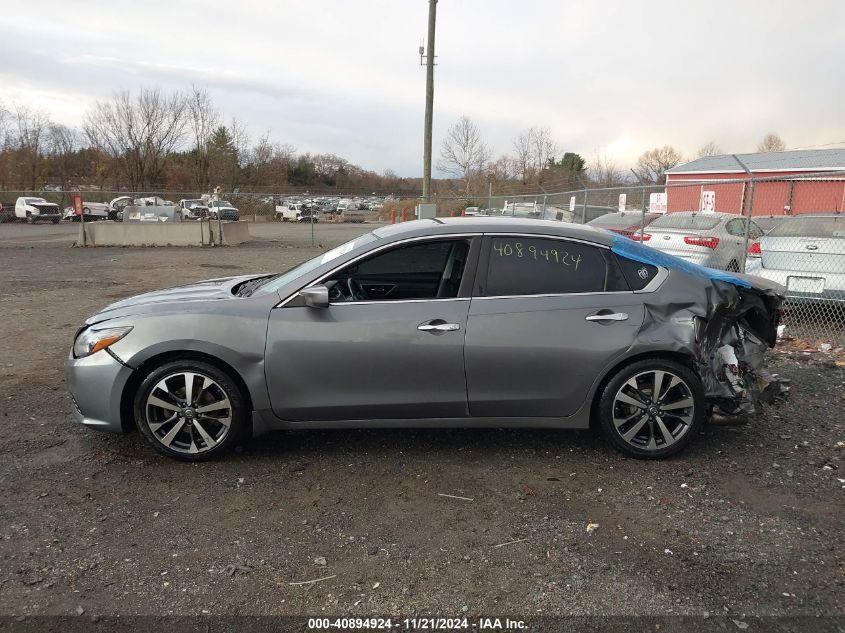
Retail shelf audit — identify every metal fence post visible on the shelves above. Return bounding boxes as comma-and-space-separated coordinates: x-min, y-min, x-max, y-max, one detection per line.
581, 189, 588, 224
640, 187, 647, 242
731, 155, 756, 273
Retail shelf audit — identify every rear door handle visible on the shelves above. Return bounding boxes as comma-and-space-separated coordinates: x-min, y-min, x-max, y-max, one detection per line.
585, 312, 628, 322
418, 320, 461, 333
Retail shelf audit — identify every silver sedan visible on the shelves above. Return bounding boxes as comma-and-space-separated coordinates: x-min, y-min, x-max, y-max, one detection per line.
639, 212, 764, 271
66, 218, 783, 461
745, 214, 845, 305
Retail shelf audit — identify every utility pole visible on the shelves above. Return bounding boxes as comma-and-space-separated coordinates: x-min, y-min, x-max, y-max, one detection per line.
421, 0, 437, 202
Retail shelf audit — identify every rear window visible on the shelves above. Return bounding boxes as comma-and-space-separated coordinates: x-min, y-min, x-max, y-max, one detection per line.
649, 214, 721, 230
768, 216, 845, 238
588, 213, 629, 227
614, 255, 659, 291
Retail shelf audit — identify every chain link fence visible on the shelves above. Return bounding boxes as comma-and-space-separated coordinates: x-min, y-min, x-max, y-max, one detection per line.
394, 171, 845, 347
2, 172, 843, 346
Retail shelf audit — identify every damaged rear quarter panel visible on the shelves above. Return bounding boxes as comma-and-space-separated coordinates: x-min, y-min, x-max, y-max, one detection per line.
612, 236, 785, 415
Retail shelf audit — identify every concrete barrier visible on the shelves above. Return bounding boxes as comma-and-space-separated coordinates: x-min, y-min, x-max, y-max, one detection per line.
82, 221, 251, 246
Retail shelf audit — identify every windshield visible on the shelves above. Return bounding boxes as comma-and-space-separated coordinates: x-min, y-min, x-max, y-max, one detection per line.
649, 214, 721, 230
251, 233, 378, 297
25, 198, 47, 204
768, 216, 845, 238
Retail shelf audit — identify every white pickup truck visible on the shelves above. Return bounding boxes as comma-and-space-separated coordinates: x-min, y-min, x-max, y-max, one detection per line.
275, 203, 318, 222
15, 197, 61, 224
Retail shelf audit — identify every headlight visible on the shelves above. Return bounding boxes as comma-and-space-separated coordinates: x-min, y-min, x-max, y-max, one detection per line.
73, 326, 133, 358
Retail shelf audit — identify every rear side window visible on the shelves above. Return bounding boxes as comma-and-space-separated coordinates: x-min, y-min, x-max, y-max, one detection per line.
483, 237, 610, 296
613, 255, 659, 291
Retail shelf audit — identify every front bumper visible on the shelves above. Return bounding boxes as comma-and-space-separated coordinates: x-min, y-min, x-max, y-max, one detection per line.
65, 349, 135, 433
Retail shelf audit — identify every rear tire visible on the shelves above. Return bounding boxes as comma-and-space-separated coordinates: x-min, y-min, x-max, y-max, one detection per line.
134, 360, 248, 462
597, 359, 705, 459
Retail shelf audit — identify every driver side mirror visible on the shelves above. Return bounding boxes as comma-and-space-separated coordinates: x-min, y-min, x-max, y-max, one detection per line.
298, 285, 330, 308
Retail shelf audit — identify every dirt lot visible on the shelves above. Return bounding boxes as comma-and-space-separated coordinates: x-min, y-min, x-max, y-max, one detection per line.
0, 222, 842, 623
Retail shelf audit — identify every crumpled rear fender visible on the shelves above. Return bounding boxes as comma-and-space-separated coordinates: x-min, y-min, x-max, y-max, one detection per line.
613, 236, 786, 415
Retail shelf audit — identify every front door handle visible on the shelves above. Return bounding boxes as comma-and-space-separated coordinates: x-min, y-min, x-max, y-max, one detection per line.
585, 312, 628, 322
418, 320, 461, 333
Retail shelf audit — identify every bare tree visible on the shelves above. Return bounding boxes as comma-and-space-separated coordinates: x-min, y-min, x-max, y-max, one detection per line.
0, 99, 9, 149
0, 100, 10, 188
696, 141, 722, 157
757, 133, 786, 153
588, 149, 625, 187
48, 124, 79, 192
13, 103, 52, 190
634, 145, 683, 184
486, 154, 517, 186
437, 116, 490, 196
84, 88, 188, 189
186, 86, 220, 190
247, 132, 296, 189
529, 126, 557, 182
227, 116, 250, 191
512, 130, 532, 185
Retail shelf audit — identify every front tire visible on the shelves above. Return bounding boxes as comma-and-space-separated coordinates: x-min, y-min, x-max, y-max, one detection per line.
134, 360, 248, 461
597, 359, 705, 459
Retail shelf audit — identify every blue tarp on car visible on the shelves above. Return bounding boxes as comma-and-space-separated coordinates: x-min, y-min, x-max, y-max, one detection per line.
611, 234, 752, 289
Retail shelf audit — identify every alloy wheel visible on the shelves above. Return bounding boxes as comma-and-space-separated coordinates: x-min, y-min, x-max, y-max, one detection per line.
611, 369, 695, 452
145, 371, 232, 455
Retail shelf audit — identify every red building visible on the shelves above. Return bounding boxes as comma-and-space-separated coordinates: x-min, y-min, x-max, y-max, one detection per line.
664, 148, 845, 216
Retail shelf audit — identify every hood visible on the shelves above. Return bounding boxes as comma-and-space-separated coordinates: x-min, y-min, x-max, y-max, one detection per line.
85, 275, 256, 325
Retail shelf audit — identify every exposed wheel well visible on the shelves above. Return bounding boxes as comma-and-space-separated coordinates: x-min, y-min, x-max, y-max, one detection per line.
588, 351, 698, 428
120, 351, 255, 433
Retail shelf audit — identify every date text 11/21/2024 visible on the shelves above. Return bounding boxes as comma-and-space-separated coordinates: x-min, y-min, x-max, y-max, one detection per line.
307, 617, 527, 630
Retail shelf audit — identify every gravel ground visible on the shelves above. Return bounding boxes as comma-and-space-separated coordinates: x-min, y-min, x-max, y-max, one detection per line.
0, 222, 842, 622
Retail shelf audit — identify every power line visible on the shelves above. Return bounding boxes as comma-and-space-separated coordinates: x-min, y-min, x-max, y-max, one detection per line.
788, 140, 845, 150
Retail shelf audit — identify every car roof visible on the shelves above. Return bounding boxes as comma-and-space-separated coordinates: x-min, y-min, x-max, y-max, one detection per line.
372, 217, 615, 246
657, 211, 735, 218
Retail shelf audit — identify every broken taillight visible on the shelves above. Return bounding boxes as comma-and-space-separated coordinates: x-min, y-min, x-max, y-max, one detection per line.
683, 236, 720, 249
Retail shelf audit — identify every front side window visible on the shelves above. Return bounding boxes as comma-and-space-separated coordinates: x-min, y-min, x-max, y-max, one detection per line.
325, 239, 471, 303
483, 237, 611, 296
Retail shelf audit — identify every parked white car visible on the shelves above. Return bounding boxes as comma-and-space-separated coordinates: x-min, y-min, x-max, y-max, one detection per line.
15, 197, 61, 224
745, 214, 845, 306
63, 201, 110, 222
275, 203, 317, 222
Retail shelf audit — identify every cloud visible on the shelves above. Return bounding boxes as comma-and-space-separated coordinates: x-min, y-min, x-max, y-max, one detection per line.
1, 1, 844, 177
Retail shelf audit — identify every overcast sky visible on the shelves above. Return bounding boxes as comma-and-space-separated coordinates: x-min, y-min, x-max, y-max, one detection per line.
2, 0, 844, 176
